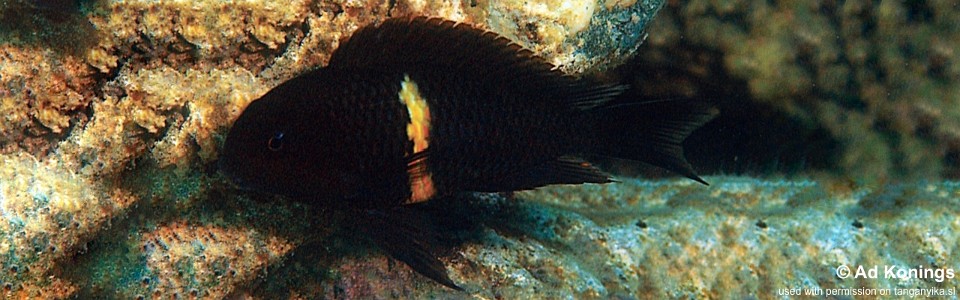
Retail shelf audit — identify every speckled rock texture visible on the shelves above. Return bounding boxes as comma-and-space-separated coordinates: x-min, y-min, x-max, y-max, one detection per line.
0, 0, 672, 298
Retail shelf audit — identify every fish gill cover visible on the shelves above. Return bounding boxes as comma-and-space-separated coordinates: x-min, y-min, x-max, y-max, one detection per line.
0, 0, 958, 299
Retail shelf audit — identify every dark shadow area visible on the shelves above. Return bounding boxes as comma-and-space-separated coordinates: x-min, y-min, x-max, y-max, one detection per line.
241, 192, 570, 296
0, 0, 101, 56
603, 42, 841, 178
242, 196, 479, 296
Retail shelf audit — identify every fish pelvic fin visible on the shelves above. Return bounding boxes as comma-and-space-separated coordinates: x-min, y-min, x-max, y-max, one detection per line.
589, 98, 717, 185
357, 208, 464, 291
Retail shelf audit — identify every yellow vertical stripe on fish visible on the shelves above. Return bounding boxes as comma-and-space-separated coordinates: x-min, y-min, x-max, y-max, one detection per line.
399, 75, 431, 153
398, 75, 435, 203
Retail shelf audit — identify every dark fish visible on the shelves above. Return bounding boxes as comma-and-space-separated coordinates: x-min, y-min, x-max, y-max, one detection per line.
220, 17, 716, 290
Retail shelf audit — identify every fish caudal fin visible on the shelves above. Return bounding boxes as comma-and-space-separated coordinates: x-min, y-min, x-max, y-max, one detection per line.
590, 99, 717, 184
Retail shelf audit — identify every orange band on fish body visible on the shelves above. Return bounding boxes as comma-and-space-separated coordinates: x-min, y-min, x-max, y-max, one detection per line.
399, 75, 436, 203
407, 158, 435, 204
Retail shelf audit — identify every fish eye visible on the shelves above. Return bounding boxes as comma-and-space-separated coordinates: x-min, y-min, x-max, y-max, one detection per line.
267, 132, 285, 151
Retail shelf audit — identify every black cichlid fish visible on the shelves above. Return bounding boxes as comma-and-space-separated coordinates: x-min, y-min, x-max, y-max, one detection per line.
220, 17, 716, 290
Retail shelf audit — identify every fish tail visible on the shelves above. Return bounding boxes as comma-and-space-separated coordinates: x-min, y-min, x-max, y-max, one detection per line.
587, 97, 717, 184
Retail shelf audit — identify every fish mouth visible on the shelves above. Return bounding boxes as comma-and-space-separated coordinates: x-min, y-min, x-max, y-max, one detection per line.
218, 157, 275, 195
217, 157, 249, 189
219, 171, 261, 193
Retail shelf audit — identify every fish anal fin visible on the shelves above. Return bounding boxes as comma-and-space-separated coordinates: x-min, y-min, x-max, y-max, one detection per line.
567, 83, 629, 110
593, 99, 717, 185
484, 157, 613, 192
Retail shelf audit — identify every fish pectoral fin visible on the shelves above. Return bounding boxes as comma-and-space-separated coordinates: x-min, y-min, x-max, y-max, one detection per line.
359, 209, 463, 291
404, 150, 438, 204
404, 149, 431, 169
485, 157, 613, 192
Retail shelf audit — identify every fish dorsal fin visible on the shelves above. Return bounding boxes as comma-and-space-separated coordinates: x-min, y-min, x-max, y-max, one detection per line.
329, 17, 552, 74
329, 17, 602, 105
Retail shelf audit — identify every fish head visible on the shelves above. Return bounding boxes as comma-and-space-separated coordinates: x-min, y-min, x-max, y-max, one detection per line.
220, 72, 352, 200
